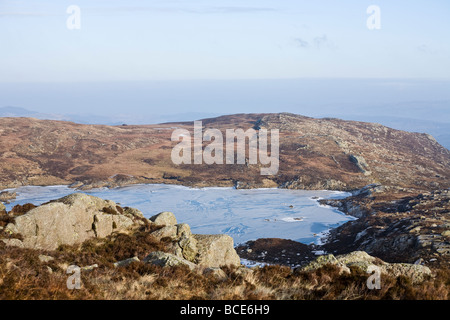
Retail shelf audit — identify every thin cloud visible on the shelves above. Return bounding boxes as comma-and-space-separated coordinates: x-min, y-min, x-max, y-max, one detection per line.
0, 12, 56, 17
313, 34, 336, 50
202, 7, 275, 14
294, 38, 309, 48
293, 34, 336, 50
0, 6, 276, 18
417, 44, 438, 55
88, 6, 275, 15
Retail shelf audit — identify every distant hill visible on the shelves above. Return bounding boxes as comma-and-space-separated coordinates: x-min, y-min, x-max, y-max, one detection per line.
0, 106, 65, 120
2, 106, 448, 150
0, 113, 448, 191
0, 106, 218, 126
334, 114, 450, 151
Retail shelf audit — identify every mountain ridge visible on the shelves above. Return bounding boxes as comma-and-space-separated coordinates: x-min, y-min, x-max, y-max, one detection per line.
0, 113, 448, 191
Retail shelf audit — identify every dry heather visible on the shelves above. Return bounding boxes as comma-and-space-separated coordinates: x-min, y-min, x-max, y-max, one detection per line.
1, 113, 449, 191
1, 230, 449, 300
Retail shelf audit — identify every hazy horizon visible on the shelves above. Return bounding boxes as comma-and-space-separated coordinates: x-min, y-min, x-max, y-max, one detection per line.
1, 1, 449, 146
1, 78, 449, 121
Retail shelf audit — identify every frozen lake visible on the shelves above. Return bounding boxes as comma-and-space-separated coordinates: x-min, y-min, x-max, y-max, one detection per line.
2, 184, 355, 245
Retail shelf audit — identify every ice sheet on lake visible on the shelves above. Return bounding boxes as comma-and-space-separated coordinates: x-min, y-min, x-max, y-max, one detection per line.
2, 184, 355, 245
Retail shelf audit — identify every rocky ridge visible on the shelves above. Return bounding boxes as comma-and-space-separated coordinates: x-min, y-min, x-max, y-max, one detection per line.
238, 184, 450, 270
1, 113, 449, 192
320, 186, 450, 268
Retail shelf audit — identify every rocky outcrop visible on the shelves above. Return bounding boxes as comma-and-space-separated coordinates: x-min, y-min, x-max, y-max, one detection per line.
1, 238, 24, 248
281, 177, 348, 191
349, 154, 371, 176
147, 211, 240, 267
150, 211, 177, 226
0, 191, 16, 203
150, 225, 178, 240
318, 183, 386, 218
321, 188, 450, 267
144, 234, 241, 269
352, 183, 386, 197
193, 234, 241, 268
6, 193, 144, 250
113, 256, 140, 268
1, 194, 241, 269
143, 251, 197, 270
299, 251, 432, 284
175, 224, 199, 262
234, 186, 449, 272
148, 213, 199, 263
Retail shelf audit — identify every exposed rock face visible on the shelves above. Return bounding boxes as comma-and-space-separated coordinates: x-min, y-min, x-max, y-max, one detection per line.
301, 254, 343, 272
143, 251, 197, 270
144, 234, 241, 269
193, 234, 241, 268
0, 202, 5, 214
257, 113, 450, 191
1, 238, 24, 248
148, 212, 199, 263
349, 154, 371, 176
300, 251, 432, 284
150, 211, 177, 226
2, 196, 242, 269
175, 224, 198, 262
0, 191, 16, 203
147, 212, 238, 268
150, 225, 178, 240
352, 183, 385, 197
380, 263, 431, 283
10, 193, 141, 250
113, 256, 140, 268
321, 188, 450, 267
235, 186, 449, 272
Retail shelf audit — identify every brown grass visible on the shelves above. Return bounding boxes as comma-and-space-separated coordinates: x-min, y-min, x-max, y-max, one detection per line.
9, 203, 37, 216
1, 226, 449, 300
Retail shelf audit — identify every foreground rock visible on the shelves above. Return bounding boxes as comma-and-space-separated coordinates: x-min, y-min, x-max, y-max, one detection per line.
114, 256, 140, 268
1, 194, 241, 270
233, 186, 449, 272
147, 211, 240, 268
143, 251, 197, 270
5, 193, 144, 250
150, 211, 177, 226
321, 188, 450, 267
193, 234, 241, 268
299, 251, 432, 284
0, 191, 16, 203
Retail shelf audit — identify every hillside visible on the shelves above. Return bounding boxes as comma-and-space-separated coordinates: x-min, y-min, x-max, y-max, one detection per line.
1, 113, 450, 301
0, 113, 449, 191
1, 194, 448, 300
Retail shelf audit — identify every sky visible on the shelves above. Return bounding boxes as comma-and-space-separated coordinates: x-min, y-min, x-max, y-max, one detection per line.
0, 0, 449, 122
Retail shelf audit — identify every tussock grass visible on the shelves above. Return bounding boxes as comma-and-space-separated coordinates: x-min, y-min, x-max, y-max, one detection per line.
0, 232, 449, 300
